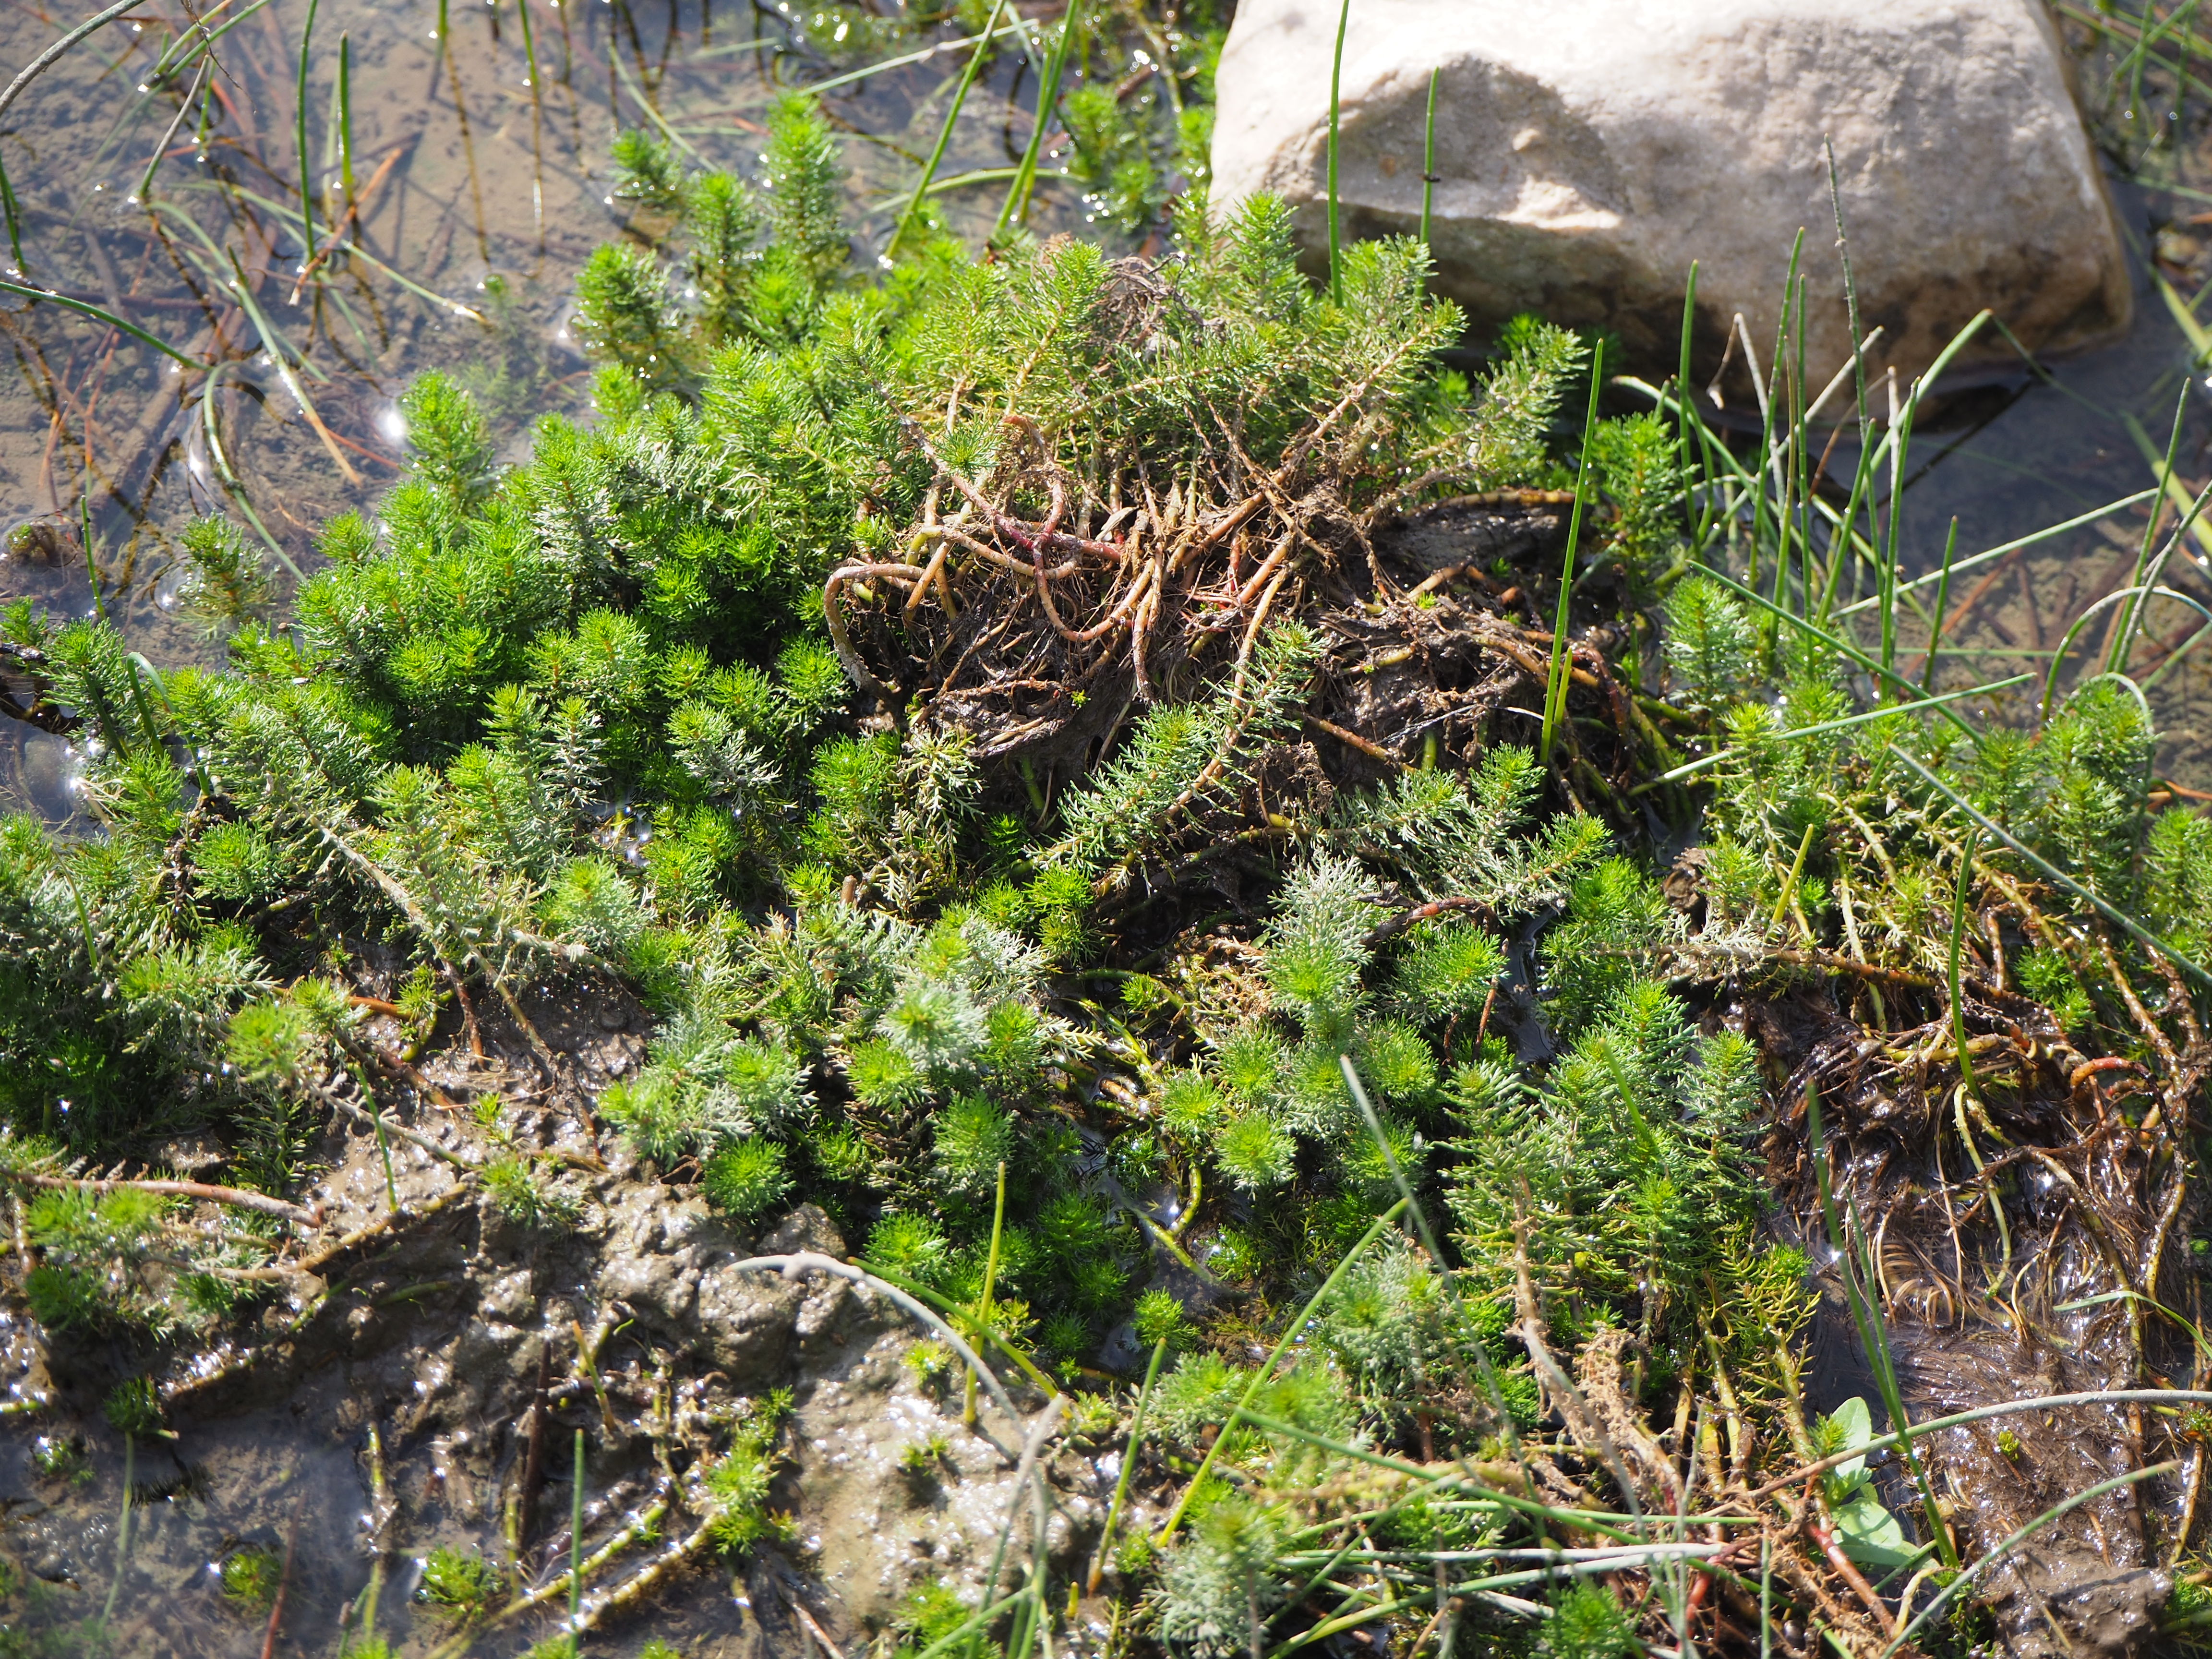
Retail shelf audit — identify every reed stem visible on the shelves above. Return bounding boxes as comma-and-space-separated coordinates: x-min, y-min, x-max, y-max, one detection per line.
1087, 1336, 1166, 1593
0, 149, 20, 270
963, 1159, 1008, 1429
1921, 516, 1958, 691
100, 1431, 133, 1626
569, 1428, 586, 1647
1807, 1082, 1957, 1569
337, 34, 356, 210
1155, 1199, 1408, 1546
995, 0, 1078, 239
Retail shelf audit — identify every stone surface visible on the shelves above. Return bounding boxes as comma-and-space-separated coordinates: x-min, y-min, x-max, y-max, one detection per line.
1210, 0, 2132, 386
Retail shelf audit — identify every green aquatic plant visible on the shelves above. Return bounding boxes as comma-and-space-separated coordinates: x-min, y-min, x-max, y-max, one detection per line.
482, 1154, 580, 1229
704, 1392, 795, 1552
416, 1546, 501, 1619
0, 31, 2203, 1651
703, 1139, 793, 1219
28, 1433, 88, 1486
1131, 1287, 1195, 1354
218, 1544, 282, 1608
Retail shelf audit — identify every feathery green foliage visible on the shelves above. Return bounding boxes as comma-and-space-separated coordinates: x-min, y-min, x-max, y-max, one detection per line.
3, 73, 2206, 1659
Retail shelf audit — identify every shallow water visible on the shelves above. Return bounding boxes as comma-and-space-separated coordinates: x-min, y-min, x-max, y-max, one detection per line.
1848, 158, 2212, 790
0, 0, 1148, 822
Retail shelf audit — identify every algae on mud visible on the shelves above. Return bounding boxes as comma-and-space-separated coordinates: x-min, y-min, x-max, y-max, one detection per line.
0, 3, 2211, 1658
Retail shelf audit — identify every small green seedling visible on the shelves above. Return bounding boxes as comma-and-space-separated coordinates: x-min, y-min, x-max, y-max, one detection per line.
416, 1545, 501, 1618
896, 1431, 953, 1497
903, 1341, 954, 1392
29, 1434, 89, 1486
1131, 1288, 1193, 1353
219, 1544, 282, 1608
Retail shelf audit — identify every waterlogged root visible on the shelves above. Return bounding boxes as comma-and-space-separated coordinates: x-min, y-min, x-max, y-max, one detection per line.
161, 1176, 481, 1407
3, 1169, 322, 1229
421, 1488, 674, 1659
825, 398, 1627, 777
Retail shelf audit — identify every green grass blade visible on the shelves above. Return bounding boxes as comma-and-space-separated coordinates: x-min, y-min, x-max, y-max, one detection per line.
78, 487, 102, 623
1947, 823, 1980, 1098
2157, 267, 2212, 366
138, 57, 210, 204
1086, 1335, 1166, 1593
1921, 516, 1959, 692
1748, 229, 1802, 605
904, 1592, 1031, 1659
1419, 66, 1438, 250
1639, 673, 2030, 790
1690, 560, 1979, 736
608, 47, 703, 163
1882, 1463, 2176, 1659
1839, 490, 2158, 619
0, 278, 200, 366
295, 0, 320, 271
569, 1428, 585, 1639
1542, 337, 1604, 767
2044, 584, 2212, 722
1818, 137, 1873, 621
337, 32, 355, 202
514, 0, 540, 99
888, 0, 1010, 260
0, 0, 143, 128
2113, 378, 2191, 672
1748, 1387, 2212, 1502
1675, 260, 1698, 499
779, 15, 1029, 89
2141, 617, 2212, 693
100, 1432, 133, 1625
1326, 0, 1351, 301
1235, 1408, 1644, 1539
1340, 1057, 1537, 1479
995, 0, 1078, 239
0, 148, 20, 270
1880, 369, 1915, 687
1154, 1198, 1408, 1545
1807, 1083, 1956, 1568
2115, 468, 2212, 676
1890, 746, 2212, 991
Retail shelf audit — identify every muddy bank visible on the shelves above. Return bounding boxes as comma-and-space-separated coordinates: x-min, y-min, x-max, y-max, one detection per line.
0, 1056, 1117, 1658
1757, 973, 2210, 1659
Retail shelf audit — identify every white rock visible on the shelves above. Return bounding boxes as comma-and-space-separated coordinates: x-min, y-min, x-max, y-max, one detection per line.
1210, 0, 2131, 386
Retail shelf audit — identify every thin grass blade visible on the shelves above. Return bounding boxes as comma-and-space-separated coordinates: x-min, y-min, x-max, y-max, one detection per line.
995, 0, 1078, 238
1542, 337, 1604, 766
1326, 0, 1351, 301
888, 0, 1010, 260
1419, 66, 1438, 250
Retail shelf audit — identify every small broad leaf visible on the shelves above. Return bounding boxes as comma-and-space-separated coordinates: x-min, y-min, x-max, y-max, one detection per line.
1831, 1486, 1923, 1571
1817, 1395, 1874, 1498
